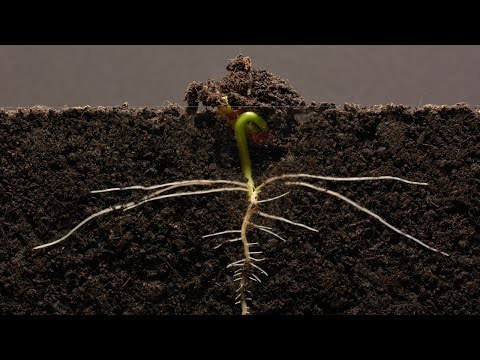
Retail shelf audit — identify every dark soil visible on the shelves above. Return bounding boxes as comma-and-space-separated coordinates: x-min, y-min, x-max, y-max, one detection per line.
1, 57, 479, 315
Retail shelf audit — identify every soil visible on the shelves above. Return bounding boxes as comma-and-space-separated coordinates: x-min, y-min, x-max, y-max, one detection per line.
1, 57, 479, 315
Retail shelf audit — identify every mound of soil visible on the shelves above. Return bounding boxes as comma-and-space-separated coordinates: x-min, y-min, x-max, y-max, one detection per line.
1, 58, 479, 315
185, 54, 306, 110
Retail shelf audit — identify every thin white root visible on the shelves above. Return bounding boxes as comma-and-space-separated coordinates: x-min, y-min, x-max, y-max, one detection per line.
227, 259, 246, 268
202, 230, 241, 238
257, 191, 291, 204
35, 186, 246, 250
286, 181, 449, 257
250, 273, 262, 283
126, 181, 248, 211
123, 187, 247, 211
213, 237, 242, 250
257, 173, 428, 191
249, 224, 273, 230
33, 206, 119, 250
257, 211, 319, 233
251, 263, 268, 276
204, 228, 242, 250
228, 263, 246, 268
251, 224, 287, 242
91, 179, 247, 193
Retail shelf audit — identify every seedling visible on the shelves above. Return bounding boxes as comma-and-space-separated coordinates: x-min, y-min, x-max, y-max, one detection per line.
34, 110, 448, 315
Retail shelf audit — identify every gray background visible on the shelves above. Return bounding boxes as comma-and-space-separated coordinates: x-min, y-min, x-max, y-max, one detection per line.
1, 45, 479, 107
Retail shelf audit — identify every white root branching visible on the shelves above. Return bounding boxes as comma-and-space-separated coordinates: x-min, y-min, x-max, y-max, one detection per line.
202, 230, 243, 249
212, 237, 242, 250
251, 224, 288, 242
284, 181, 449, 257
123, 187, 246, 212
257, 211, 319, 233
35, 173, 448, 315
91, 179, 247, 193
34, 180, 247, 250
202, 230, 242, 238
256, 191, 290, 204
249, 224, 273, 230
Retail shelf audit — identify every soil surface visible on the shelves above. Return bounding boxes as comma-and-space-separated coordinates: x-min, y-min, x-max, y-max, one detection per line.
1, 57, 479, 315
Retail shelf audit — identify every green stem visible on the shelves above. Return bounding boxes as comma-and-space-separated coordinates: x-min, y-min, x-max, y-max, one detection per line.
234, 112, 267, 199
